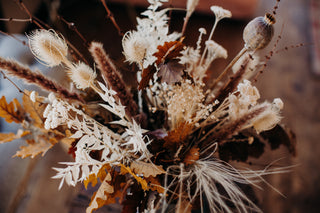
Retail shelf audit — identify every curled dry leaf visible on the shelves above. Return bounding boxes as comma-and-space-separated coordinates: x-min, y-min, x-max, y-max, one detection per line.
14, 138, 53, 159
130, 161, 165, 178
86, 173, 114, 213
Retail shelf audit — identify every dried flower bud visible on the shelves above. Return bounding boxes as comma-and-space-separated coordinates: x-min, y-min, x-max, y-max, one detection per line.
68, 62, 96, 90
122, 31, 148, 65
243, 13, 275, 51
252, 103, 282, 133
28, 29, 68, 67
210, 6, 232, 20
272, 98, 284, 110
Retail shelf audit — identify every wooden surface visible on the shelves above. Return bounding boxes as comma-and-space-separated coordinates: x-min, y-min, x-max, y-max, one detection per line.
0, 0, 319, 212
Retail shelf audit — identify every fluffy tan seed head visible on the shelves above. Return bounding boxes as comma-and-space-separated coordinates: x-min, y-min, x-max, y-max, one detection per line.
68, 62, 96, 90
28, 29, 68, 67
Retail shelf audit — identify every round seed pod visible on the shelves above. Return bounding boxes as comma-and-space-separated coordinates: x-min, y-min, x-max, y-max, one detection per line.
243, 13, 276, 51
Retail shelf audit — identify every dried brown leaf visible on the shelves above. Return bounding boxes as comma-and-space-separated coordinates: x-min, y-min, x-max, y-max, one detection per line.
86, 173, 114, 213
130, 161, 165, 178
0, 130, 30, 144
153, 40, 185, 65
14, 138, 53, 158
138, 65, 156, 90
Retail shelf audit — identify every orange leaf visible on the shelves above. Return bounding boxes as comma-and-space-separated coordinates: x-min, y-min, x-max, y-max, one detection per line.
86, 173, 114, 213
145, 175, 165, 194
22, 91, 45, 128
153, 40, 185, 65
14, 138, 53, 158
0, 96, 24, 123
0, 130, 31, 144
184, 146, 200, 166
120, 164, 149, 191
84, 164, 110, 189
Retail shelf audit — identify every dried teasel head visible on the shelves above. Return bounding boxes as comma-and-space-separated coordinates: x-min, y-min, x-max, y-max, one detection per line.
28, 29, 69, 67
243, 13, 276, 51
67, 62, 97, 90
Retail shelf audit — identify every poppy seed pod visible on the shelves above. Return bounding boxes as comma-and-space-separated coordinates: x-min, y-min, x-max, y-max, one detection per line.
243, 13, 276, 51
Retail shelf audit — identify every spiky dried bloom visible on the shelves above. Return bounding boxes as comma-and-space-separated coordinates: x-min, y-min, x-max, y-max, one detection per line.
28, 29, 68, 67
0, 1, 296, 213
68, 62, 97, 90
0, 57, 83, 103
122, 31, 148, 65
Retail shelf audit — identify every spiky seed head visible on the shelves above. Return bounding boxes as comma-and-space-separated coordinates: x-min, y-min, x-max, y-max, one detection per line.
68, 62, 96, 90
28, 29, 68, 67
122, 31, 148, 65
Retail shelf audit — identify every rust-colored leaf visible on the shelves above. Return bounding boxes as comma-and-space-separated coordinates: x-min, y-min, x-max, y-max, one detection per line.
138, 65, 156, 90
153, 40, 185, 65
184, 146, 200, 166
0, 96, 24, 123
164, 122, 193, 147
130, 161, 165, 178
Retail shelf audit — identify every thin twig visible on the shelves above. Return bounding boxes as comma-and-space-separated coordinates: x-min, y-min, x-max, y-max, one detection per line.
100, 0, 123, 36
57, 16, 89, 47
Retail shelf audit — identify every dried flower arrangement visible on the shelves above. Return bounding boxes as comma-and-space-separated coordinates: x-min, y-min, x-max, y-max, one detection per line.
0, 0, 296, 212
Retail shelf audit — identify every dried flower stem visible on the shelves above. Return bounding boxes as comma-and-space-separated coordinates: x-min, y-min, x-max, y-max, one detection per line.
211, 47, 247, 90
89, 42, 138, 117
100, 0, 123, 36
58, 16, 89, 47
0, 57, 84, 103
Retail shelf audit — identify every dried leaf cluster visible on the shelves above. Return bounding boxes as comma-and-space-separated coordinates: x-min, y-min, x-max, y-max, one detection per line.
0, 0, 296, 212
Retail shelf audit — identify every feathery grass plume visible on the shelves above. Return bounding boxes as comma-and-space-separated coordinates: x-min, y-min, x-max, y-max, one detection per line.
89, 42, 138, 117
28, 29, 69, 67
0, 57, 84, 103
67, 62, 97, 90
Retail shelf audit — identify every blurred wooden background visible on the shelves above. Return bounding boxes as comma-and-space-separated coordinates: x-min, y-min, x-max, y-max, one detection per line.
0, 0, 319, 212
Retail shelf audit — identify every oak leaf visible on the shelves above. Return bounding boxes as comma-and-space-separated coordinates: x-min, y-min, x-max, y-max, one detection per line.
0, 96, 24, 123
84, 164, 111, 189
0, 130, 30, 144
22, 91, 45, 128
130, 161, 165, 178
86, 173, 114, 213
14, 138, 53, 158
145, 175, 165, 194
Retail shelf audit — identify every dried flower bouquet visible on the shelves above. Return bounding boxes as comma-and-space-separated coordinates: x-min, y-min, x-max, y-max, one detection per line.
0, 0, 296, 212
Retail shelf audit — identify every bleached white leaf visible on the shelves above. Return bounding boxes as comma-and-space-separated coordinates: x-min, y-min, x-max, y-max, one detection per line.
70, 130, 83, 139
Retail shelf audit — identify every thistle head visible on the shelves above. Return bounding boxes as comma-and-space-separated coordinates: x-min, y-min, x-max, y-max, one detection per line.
68, 62, 96, 90
28, 29, 68, 67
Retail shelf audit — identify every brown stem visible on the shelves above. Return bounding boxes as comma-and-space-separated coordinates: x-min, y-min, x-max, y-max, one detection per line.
0, 57, 84, 103
100, 0, 123, 36
89, 42, 138, 118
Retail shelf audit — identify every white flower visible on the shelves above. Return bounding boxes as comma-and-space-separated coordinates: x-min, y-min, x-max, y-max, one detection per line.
28, 29, 68, 67
210, 6, 232, 21
122, 31, 148, 65
68, 62, 96, 90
